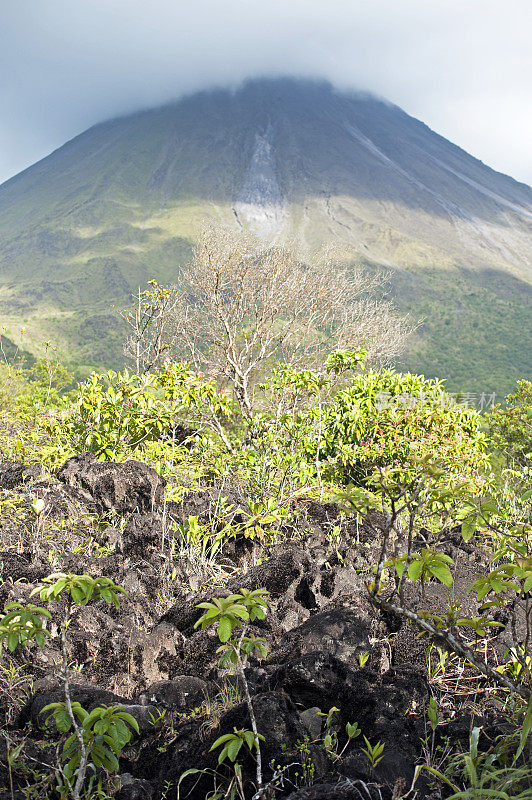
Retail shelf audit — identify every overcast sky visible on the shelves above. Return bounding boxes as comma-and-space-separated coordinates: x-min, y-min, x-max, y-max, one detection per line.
1, 0, 531, 185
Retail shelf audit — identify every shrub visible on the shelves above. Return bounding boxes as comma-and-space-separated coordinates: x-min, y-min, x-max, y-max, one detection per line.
0, 574, 132, 799
488, 380, 532, 472
56, 363, 233, 460
321, 369, 487, 484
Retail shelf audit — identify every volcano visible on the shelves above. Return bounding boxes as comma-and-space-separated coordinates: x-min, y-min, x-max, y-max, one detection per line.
0, 78, 530, 393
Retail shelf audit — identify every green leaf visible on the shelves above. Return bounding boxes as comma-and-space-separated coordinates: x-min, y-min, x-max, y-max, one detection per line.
99, 588, 113, 604
210, 734, 235, 750
516, 694, 532, 760
91, 743, 119, 772
427, 697, 438, 731
45, 703, 72, 733
118, 712, 140, 735
218, 616, 233, 643
243, 731, 255, 750
227, 737, 243, 762
93, 719, 107, 735
479, 499, 498, 518
469, 726, 481, 761
407, 560, 423, 582
231, 606, 249, 621
461, 520, 476, 542
52, 578, 69, 597
177, 768, 205, 785
200, 607, 220, 622
429, 563, 453, 587
70, 586, 85, 605
346, 722, 360, 739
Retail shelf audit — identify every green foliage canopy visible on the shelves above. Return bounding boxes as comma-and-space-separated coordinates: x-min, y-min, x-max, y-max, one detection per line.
320, 369, 487, 484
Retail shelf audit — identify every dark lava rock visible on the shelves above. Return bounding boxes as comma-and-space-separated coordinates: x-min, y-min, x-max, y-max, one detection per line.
0, 459, 43, 489
120, 511, 162, 556
0, 459, 493, 800
159, 548, 307, 632
0, 551, 49, 582
23, 684, 161, 737
221, 691, 312, 755
270, 652, 377, 718
137, 717, 211, 798
136, 676, 210, 712
172, 623, 273, 681
120, 704, 163, 736
173, 625, 225, 681
285, 782, 384, 800
56, 452, 166, 514
23, 683, 128, 728
145, 692, 329, 798
64, 608, 184, 694
269, 601, 373, 665
157, 591, 216, 634
168, 485, 250, 525
117, 775, 156, 800
217, 691, 329, 785
338, 666, 429, 788
271, 652, 428, 788
227, 546, 308, 597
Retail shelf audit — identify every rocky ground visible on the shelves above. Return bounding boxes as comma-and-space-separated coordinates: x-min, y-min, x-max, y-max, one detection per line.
0, 456, 510, 800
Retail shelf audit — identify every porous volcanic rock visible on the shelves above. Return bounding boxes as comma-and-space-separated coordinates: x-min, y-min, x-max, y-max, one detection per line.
0, 457, 512, 800
23, 683, 127, 729
0, 459, 43, 489
285, 783, 384, 800
136, 676, 211, 712
117, 775, 156, 800
56, 452, 166, 514
269, 600, 373, 665
168, 485, 250, 525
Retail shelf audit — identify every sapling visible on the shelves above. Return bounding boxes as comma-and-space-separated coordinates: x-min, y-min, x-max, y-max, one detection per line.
194, 588, 269, 798
338, 458, 532, 772
337, 463, 532, 703
316, 706, 361, 761
0, 573, 138, 800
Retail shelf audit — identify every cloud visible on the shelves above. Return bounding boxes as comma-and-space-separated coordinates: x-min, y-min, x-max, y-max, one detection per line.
1, 0, 531, 183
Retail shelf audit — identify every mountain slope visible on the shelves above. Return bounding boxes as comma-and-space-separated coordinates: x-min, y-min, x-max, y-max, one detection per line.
0, 78, 530, 393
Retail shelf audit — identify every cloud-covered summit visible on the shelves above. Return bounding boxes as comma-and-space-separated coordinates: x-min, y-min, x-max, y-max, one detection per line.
1, 0, 531, 185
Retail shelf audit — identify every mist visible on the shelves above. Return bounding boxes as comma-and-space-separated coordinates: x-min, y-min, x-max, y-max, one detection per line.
1, 0, 531, 184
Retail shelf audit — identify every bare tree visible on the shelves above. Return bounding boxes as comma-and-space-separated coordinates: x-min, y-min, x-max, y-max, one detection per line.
168, 227, 412, 417
119, 281, 179, 375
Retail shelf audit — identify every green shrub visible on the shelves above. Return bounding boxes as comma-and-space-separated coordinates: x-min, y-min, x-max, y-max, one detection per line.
488, 380, 532, 471
321, 369, 487, 484
56, 363, 233, 460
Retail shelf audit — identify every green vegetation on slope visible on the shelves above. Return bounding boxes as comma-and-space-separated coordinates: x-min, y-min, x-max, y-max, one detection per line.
396, 266, 532, 397
0, 79, 530, 391
0, 340, 531, 797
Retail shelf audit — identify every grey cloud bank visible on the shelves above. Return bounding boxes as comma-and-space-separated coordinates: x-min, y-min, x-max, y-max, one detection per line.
1, 0, 531, 185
